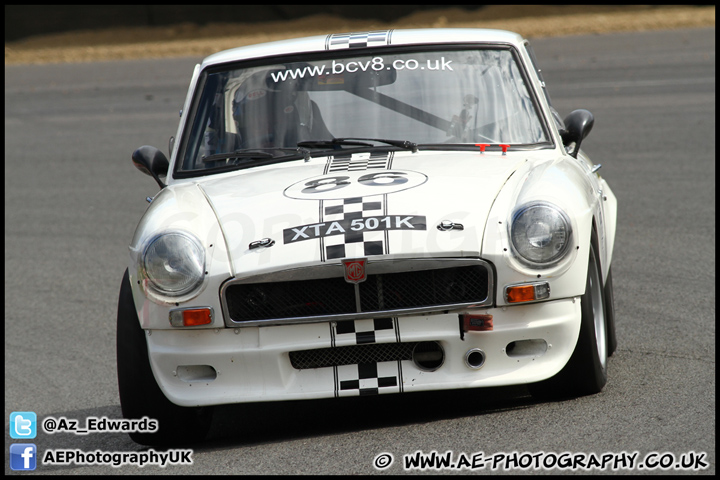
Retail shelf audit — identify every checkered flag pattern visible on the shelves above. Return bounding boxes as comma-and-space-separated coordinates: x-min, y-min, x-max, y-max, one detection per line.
327, 152, 391, 172
333, 318, 398, 346
332, 318, 403, 396
326, 30, 393, 50
322, 195, 386, 260
336, 361, 401, 396
321, 152, 392, 260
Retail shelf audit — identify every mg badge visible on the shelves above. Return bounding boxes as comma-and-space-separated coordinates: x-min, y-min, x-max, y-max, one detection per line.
343, 258, 367, 284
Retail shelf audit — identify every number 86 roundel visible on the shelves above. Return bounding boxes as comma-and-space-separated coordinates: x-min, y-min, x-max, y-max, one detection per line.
284, 170, 427, 200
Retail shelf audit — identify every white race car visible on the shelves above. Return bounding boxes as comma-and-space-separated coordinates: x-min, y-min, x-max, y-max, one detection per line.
118, 28, 617, 445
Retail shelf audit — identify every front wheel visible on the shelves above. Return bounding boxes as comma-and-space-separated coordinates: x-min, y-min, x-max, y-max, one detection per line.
529, 236, 608, 399
116, 269, 214, 446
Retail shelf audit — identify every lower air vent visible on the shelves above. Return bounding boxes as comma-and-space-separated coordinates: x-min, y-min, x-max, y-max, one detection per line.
289, 342, 419, 370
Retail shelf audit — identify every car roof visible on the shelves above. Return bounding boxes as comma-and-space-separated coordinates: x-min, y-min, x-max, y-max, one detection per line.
201, 28, 527, 67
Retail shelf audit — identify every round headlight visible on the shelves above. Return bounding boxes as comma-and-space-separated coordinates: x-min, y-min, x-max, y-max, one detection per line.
510, 203, 572, 266
142, 232, 205, 296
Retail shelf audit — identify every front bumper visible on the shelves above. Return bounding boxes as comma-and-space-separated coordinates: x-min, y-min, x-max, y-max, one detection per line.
147, 298, 581, 407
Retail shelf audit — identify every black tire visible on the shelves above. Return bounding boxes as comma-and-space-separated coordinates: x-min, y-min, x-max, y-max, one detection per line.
529, 235, 609, 399
604, 267, 618, 357
116, 269, 214, 446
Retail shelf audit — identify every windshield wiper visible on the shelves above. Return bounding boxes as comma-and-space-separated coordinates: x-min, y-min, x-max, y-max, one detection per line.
201, 148, 306, 163
298, 138, 418, 153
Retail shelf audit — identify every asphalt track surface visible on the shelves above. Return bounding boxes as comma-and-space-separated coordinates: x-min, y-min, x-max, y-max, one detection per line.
5, 28, 715, 474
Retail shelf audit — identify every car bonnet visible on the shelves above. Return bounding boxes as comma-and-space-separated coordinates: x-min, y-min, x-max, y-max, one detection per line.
196, 150, 525, 277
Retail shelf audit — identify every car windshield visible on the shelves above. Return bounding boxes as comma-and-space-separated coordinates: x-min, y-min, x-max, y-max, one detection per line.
178, 47, 550, 174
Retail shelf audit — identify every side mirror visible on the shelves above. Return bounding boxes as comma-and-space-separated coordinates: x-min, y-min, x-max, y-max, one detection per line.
560, 109, 594, 158
132, 145, 168, 189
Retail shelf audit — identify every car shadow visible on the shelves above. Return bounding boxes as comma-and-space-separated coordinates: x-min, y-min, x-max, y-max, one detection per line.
202, 385, 535, 449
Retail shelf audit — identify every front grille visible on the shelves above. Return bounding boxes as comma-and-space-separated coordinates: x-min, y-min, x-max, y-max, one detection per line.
223, 260, 491, 325
289, 342, 418, 370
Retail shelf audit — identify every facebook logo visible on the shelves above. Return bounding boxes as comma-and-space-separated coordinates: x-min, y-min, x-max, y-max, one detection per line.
10, 444, 37, 471
10, 412, 37, 439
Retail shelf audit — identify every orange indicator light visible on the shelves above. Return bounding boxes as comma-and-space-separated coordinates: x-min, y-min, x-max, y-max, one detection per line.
505, 282, 550, 304
170, 307, 213, 327
506, 285, 536, 303
182, 309, 213, 326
